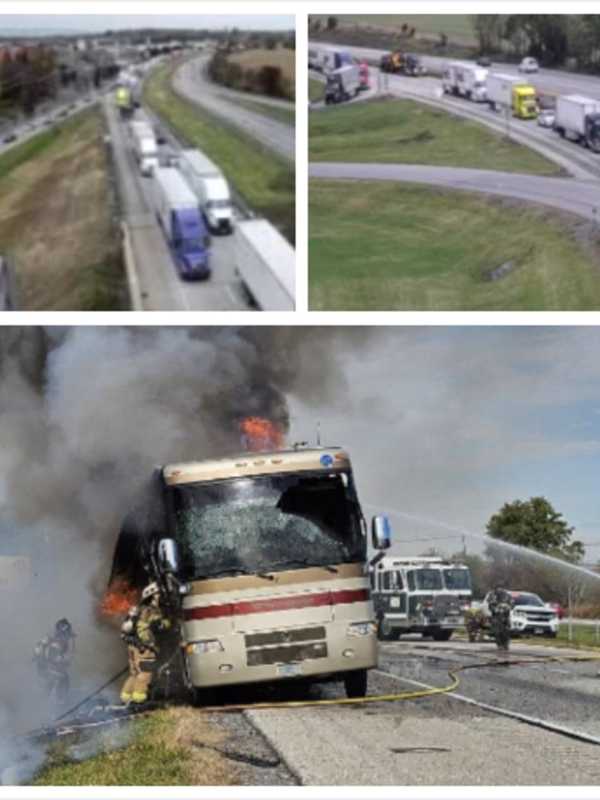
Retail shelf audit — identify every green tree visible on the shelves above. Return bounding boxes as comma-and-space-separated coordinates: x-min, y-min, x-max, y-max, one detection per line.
486, 497, 583, 561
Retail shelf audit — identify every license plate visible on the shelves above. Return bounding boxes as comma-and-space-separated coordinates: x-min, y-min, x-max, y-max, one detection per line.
277, 663, 302, 677
535, 627, 545, 634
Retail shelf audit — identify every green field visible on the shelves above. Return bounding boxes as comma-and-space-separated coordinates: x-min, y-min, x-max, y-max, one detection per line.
310, 98, 561, 176
145, 64, 294, 243
222, 93, 294, 126
311, 15, 476, 45
309, 78, 325, 103
309, 180, 600, 311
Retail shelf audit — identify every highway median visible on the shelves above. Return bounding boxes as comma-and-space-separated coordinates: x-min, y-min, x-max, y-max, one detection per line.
144, 62, 295, 243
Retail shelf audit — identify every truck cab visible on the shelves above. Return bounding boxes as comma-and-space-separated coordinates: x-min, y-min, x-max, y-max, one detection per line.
171, 208, 210, 279
512, 85, 538, 119
370, 556, 472, 641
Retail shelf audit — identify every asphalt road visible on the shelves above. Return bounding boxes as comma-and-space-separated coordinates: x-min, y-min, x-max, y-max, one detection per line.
104, 98, 250, 311
246, 638, 600, 785
172, 56, 294, 162
309, 161, 600, 222
313, 40, 600, 100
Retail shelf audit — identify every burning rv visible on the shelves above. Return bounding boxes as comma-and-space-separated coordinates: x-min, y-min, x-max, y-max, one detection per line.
106, 419, 390, 701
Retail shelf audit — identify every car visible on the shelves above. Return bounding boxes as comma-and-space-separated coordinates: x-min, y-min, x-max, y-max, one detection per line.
481, 590, 559, 637
519, 57, 539, 73
537, 108, 555, 128
2, 133, 17, 144
477, 56, 492, 67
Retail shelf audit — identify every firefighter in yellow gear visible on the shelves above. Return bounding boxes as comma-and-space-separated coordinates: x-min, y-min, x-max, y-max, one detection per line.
120, 582, 171, 705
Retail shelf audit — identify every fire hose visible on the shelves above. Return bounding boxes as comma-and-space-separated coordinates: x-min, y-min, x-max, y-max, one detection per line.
25, 651, 600, 742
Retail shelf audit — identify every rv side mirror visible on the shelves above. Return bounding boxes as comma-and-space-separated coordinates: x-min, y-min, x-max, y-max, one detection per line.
372, 515, 391, 550
158, 539, 180, 573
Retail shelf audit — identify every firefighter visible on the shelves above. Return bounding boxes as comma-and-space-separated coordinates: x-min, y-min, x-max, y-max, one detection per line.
33, 618, 76, 703
488, 586, 513, 651
464, 606, 486, 642
120, 581, 171, 705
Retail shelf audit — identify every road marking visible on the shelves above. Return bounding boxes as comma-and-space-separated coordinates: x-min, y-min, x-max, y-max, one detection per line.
374, 668, 600, 746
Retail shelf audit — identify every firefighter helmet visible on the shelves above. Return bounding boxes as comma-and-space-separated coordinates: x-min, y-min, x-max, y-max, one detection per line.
141, 582, 160, 602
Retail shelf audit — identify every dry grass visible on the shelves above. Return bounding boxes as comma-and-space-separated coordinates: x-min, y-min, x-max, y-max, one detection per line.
0, 108, 124, 310
229, 48, 295, 81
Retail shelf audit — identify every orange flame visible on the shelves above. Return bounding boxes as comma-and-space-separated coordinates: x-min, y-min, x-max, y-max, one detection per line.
99, 578, 140, 619
239, 416, 284, 452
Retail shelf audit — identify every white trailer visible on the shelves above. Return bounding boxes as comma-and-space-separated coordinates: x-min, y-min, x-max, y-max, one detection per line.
129, 120, 158, 176
554, 94, 600, 146
325, 64, 360, 104
235, 219, 295, 311
486, 72, 531, 109
178, 148, 234, 234
442, 62, 488, 102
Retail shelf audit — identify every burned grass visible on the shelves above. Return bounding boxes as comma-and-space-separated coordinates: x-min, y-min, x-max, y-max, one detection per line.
0, 109, 125, 310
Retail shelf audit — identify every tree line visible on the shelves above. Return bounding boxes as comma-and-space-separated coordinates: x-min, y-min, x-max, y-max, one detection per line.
426, 496, 600, 612
473, 15, 600, 69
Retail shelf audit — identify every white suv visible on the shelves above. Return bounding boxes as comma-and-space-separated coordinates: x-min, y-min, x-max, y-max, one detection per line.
482, 591, 559, 637
519, 57, 539, 73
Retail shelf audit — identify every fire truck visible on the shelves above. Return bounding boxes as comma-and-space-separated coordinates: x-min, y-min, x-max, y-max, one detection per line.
369, 556, 472, 641
109, 446, 391, 702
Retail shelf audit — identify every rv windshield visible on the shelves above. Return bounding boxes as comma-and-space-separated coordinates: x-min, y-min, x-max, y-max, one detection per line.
170, 471, 365, 580
413, 569, 443, 591
443, 569, 471, 591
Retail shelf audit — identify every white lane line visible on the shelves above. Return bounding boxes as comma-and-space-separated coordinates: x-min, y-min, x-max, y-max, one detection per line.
374, 668, 600, 747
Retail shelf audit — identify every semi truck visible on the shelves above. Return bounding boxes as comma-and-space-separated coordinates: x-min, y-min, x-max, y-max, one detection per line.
312, 47, 353, 74
235, 218, 295, 311
115, 85, 134, 119
554, 94, 600, 151
129, 120, 159, 177
486, 73, 538, 119
380, 51, 426, 77
109, 446, 392, 701
178, 149, 234, 234
442, 62, 488, 102
369, 556, 472, 641
153, 167, 211, 280
325, 64, 360, 104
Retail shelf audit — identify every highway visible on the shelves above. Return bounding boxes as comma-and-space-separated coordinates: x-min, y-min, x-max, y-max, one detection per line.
309, 162, 600, 222
313, 40, 600, 100
173, 56, 294, 162
104, 97, 250, 311
244, 638, 600, 785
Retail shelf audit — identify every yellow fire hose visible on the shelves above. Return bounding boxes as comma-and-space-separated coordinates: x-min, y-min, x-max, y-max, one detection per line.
199, 652, 600, 714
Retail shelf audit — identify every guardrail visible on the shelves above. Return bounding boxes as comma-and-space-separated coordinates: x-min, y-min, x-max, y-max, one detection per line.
120, 222, 143, 311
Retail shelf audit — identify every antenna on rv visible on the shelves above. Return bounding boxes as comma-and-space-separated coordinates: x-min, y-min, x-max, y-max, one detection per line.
316, 421, 321, 447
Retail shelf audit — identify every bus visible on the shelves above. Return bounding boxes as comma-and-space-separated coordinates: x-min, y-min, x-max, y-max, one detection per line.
111, 446, 391, 701
369, 556, 472, 641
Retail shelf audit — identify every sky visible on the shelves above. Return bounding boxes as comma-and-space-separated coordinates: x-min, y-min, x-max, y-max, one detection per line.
288, 327, 600, 563
0, 14, 294, 34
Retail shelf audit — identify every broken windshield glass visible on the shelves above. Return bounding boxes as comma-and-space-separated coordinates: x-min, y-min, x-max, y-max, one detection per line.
170, 471, 365, 580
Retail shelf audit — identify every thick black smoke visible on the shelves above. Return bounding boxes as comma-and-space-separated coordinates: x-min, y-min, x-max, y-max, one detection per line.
0, 326, 375, 759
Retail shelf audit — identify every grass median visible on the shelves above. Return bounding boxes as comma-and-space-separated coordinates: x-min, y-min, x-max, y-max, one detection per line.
310, 97, 562, 176
145, 63, 294, 243
309, 78, 325, 103
0, 108, 124, 310
309, 179, 600, 310
34, 708, 239, 786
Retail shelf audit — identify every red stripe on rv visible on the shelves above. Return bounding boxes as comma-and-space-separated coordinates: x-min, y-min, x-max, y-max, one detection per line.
183, 588, 370, 621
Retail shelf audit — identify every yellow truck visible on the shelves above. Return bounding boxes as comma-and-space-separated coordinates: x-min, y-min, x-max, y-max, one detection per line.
115, 85, 133, 119
487, 72, 538, 120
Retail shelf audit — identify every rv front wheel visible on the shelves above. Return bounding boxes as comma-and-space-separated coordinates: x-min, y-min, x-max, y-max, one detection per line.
344, 669, 368, 698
